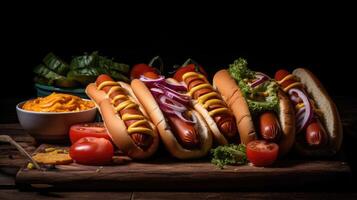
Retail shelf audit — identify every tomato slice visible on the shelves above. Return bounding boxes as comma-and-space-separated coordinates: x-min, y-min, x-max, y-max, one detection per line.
69, 122, 111, 144
70, 137, 114, 165
173, 64, 208, 82
246, 140, 279, 167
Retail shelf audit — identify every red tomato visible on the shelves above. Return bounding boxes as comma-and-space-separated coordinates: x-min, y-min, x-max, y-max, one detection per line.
143, 71, 160, 79
173, 64, 208, 82
130, 64, 156, 80
274, 69, 290, 81
246, 140, 279, 167
69, 123, 111, 144
70, 137, 114, 165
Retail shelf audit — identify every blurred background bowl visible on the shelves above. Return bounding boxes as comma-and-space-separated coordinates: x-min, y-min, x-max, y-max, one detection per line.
16, 100, 97, 143
35, 83, 88, 99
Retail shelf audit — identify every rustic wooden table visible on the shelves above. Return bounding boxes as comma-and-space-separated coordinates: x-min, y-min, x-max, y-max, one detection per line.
1, 97, 357, 199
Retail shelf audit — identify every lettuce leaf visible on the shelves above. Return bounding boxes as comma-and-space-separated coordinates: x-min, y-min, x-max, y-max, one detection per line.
211, 144, 247, 169
228, 58, 279, 113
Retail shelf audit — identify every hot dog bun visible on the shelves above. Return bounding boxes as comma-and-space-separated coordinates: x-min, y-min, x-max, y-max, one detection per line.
213, 70, 256, 144
213, 70, 296, 156
292, 68, 343, 156
131, 79, 212, 159
276, 89, 296, 156
85, 82, 159, 159
165, 78, 230, 145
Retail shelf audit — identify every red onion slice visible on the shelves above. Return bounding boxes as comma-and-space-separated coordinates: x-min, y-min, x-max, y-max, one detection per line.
159, 95, 186, 113
256, 72, 271, 79
154, 83, 190, 105
164, 80, 187, 91
249, 72, 270, 88
296, 107, 306, 118
290, 93, 301, 104
173, 110, 197, 124
150, 88, 164, 97
140, 75, 165, 87
288, 88, 313, 133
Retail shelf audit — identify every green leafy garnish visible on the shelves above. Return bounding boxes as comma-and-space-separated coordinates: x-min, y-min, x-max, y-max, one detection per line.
33, 64, 65, 81
34, 52, 130, 88
228, 58, 279, 113
211, 144, 247, 169
70, 52, 98, 69
70, 52, 129, 73
43, 53, 69, 76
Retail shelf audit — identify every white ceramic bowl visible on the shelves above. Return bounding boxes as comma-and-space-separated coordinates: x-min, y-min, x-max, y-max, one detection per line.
16, 100, 97, 142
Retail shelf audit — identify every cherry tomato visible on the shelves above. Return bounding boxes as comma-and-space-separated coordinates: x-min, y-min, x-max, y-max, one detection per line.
69, 122, 111, 144
246, 140, 279, 167
70, 137, 114, 165
173, 64, 208, 82
130, 64, 156, 80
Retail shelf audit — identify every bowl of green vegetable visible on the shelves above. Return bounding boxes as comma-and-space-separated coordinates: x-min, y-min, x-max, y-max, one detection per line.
35, 83, 88, 98
33, 51, 130, 97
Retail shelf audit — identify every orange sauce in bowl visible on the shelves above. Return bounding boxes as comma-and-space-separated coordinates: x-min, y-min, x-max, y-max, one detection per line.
22, 93, 95, 112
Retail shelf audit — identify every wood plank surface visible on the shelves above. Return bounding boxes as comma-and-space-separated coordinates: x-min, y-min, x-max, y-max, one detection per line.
133, 192, 357, 200
15, 145, 352, 191
1, 190, 357, 200
0, 122, 353, 191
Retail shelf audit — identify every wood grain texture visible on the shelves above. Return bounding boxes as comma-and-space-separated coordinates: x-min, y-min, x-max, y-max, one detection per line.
133, 192, 357, 200
1, 191, 357, 200
0, 190, 132, 200
15, 144, 352, 191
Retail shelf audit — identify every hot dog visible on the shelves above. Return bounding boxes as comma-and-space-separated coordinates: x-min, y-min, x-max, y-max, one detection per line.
275, 68, 342, 156
258, 112, 281, 142
173, 70, 238, 145
131, 71, 212, 159
213, 58, 296, 156
85, 74, 159, 159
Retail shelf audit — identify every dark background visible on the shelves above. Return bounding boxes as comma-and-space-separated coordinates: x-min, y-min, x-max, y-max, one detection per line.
0, 4, 355, 122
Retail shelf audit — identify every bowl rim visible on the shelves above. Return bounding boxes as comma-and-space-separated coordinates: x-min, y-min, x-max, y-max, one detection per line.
16, 99, 97, 115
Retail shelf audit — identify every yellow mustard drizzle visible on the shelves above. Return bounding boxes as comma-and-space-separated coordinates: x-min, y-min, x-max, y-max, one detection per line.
277, 74, 295, 85
188, 83, 213, 97
97, 81, 154, 137
277, 74, 303, 92
182, 72, 229, 117
295, 103, 305, 110
283, 82, 303, 92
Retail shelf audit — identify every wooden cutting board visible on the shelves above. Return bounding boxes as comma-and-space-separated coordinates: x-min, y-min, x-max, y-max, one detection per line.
15, 144, 352, 191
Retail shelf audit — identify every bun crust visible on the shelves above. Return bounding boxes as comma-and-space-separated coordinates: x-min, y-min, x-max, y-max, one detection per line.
293, 68, 343, 156
213, 70, 256, 144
